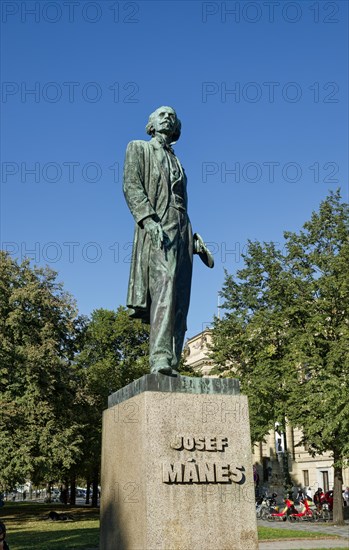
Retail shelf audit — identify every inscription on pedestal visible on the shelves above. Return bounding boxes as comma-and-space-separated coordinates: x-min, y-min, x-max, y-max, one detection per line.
162, 434, 246, 485
170, 435, 229, 451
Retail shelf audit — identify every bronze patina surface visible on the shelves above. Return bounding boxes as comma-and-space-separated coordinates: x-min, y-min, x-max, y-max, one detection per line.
123, 107, 213, 376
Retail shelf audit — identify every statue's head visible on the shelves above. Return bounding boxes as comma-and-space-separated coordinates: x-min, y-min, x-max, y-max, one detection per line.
146, 106, 181, 143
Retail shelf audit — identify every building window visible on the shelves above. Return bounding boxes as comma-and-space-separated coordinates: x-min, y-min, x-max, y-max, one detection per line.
303, 470, 309, 487
274, 428, 285, 453
321, 471, 329, 492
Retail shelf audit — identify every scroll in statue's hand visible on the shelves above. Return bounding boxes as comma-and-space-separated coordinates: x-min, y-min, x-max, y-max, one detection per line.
143, 217, 164, 250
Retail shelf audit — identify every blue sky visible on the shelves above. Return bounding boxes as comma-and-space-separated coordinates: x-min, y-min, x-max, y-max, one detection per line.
1, 0, 348, 338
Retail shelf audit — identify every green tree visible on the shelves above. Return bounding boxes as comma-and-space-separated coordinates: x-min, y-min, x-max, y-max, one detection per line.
0, 252, 83, 489
284, 190, 349, 523
210, 191, 349, 523
75, 307, 149, 505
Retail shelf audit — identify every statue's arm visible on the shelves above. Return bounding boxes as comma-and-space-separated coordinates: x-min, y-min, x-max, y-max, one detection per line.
123, 141, 156, 225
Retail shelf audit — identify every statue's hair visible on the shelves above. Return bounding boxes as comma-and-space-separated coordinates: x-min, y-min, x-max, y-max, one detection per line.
146, 106, 181, 142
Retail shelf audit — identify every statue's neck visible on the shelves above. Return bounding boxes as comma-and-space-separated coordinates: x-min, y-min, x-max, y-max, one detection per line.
154, 132, 172, 146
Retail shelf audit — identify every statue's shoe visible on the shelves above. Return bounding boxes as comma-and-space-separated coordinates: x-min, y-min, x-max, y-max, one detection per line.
150, 363, 173, 375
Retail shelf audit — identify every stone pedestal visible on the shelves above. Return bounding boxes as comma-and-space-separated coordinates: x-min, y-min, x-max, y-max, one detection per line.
100, 375, 258, 550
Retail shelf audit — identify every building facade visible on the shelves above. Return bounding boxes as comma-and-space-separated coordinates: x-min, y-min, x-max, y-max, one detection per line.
183, 330, 349, 495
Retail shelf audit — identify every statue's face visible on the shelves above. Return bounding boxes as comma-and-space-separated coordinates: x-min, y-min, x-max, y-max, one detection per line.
152, 107, 177, 138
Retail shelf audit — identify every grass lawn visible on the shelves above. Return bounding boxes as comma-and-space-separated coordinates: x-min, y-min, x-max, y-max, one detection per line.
0, 503, 99, 550
0, 503, 343, 550
258, 526, 340, 540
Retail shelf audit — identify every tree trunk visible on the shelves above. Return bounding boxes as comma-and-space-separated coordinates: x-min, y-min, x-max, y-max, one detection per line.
70, 476, 76, 506
46, 483, 52, 502
86, 479, 91, 505
61, 481, 68, 505
332, 450, 344, 525
91, 468, 99, 507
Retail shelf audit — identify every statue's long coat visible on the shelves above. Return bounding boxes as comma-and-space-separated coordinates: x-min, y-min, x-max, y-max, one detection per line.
123, 137, 193, 324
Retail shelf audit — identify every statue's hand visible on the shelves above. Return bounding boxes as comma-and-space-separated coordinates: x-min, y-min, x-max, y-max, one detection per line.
143, 217, 164, 250
193, 233, 214, 268
193, 237, 203, 254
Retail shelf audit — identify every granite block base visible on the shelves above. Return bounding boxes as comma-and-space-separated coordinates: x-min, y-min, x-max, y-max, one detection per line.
100, 374, 258, 550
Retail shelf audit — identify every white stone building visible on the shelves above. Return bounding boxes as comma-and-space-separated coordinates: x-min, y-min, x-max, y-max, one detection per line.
183, 330, 349, 494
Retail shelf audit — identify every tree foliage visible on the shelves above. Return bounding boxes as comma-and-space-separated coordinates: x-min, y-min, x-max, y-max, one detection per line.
210, 190, 349, 522
77, 307, 149, 408
74, 307, 149, 503
0, 253, 151, 498
0, 252, 83, 488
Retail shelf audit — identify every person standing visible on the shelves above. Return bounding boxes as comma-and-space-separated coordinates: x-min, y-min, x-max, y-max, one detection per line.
0, 522, 10, 550
306, 486, 313, 500
343, 487, 349, 507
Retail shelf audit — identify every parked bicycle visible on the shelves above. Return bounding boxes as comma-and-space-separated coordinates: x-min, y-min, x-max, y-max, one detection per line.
287, 497, 319, 522
256, 493, 278, 519
267, 497, 296, 521
318, 501, 331, 522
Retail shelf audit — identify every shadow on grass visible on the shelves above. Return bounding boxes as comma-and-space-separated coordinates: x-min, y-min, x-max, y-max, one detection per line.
8, 527, 99, 550
1, 503, 99, 520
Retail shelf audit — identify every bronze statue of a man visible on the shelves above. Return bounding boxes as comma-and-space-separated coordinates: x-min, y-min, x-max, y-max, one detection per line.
123, 106, 213, 376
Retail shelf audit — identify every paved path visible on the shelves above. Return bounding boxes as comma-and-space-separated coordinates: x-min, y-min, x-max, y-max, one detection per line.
258, 519, 349, 550
259, 540, 348, 549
